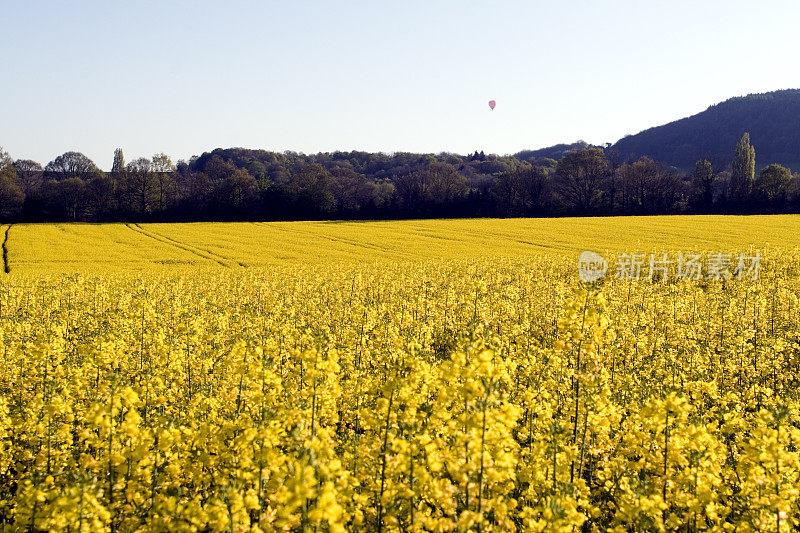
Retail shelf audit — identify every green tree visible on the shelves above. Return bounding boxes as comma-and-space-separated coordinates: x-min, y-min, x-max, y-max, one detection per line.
111, 148, 125, 178
0, 147, 24, 219
329, 166, 377, 212
691, 159, 715, 212
44, 177, 86, 220
86, 174, 115, 220
290, 164, 336, 215
216, 170, 258, 213
754, 163, 792, 209
729, 133, 755, 206
424, 162, 468, 205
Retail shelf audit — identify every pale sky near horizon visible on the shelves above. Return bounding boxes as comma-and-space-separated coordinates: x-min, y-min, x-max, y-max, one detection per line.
3, 0, 800, 170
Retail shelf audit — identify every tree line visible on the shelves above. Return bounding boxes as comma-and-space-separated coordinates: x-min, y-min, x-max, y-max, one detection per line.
0, 133, 797, 222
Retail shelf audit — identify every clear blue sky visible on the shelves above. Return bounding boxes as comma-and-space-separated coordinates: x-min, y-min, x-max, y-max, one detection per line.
3, 0, 800, 169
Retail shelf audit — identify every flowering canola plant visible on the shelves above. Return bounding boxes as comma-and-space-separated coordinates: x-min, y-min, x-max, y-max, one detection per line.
1, 251, 800, 531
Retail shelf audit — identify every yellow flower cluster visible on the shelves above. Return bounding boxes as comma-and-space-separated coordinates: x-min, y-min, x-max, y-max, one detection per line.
1, 253, 799, 531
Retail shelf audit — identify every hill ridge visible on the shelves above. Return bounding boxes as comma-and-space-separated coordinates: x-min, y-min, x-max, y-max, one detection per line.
611, 89, 800, 171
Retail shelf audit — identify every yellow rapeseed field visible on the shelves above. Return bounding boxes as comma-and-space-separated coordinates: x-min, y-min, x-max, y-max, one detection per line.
4, 215, 799, 271
1, 216, 799, 531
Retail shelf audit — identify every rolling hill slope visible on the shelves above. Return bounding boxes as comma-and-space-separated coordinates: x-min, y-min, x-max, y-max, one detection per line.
612, 89, 800, 171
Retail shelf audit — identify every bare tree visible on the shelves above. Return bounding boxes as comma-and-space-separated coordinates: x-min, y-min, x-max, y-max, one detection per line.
151, 153, 176, 212
617, 156, 684, 214
554, 148, 609, 213
12, 159, 44, 196
124, 158, 155, 215
394, 162, 468, 213
44, 151, 101, 181
491, 165, 551, 216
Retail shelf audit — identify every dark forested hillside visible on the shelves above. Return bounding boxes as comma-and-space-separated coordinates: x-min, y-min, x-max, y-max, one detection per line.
612, 89, 800, 171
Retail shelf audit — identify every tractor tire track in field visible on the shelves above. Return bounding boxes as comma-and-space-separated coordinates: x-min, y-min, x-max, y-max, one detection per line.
134, 224, 248, 267
126, 223, 238, 268
2, 225, 10, 274
255, 222, 403, 256
417, 224, 566, 252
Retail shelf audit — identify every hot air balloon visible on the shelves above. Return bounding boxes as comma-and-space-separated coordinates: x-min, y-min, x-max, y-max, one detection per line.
488, 100, 496, 110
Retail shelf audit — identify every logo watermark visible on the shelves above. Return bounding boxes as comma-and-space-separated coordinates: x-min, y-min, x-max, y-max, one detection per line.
578, 251, 761, 282
578, 250, 609, 282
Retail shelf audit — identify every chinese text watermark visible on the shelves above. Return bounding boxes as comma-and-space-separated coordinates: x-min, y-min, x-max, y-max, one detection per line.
578, 251, 761, 282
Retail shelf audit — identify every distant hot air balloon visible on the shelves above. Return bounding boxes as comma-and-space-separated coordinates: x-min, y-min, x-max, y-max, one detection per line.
488, 100, 496, 110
